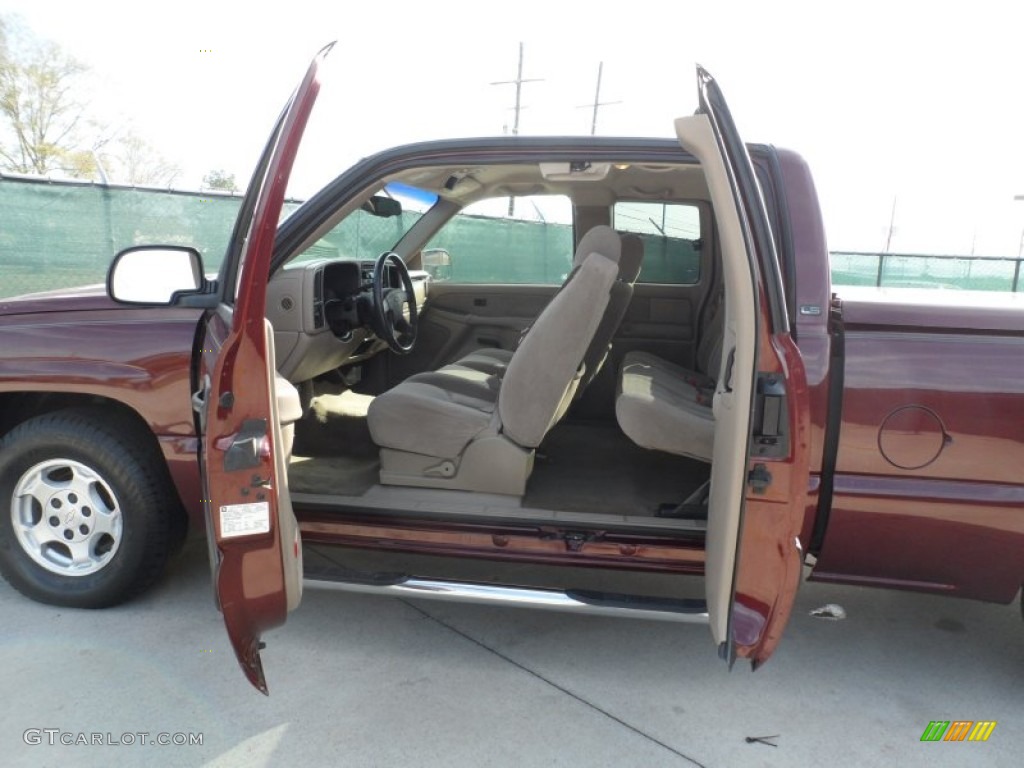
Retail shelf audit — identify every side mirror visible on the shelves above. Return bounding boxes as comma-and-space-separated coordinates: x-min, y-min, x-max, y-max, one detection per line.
361, 195, 403, 218
421, 248, 451, 281
108, 246, 204, 304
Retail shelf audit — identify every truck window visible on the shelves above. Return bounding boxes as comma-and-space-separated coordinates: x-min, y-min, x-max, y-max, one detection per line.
425, 195, 574, 284
613, 202, 702, 284
288, 183, 437, 268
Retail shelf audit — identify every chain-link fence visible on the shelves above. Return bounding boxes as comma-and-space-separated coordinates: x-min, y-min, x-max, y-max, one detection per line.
3, 176, 1022, 300
296, 209, 424, 263
298, 206, 576, 284
830, 251, 1023, 292
2, 177, 231, 298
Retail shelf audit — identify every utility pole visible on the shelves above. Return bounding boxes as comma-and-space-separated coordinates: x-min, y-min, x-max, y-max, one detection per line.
577, 61, 622, 135
883, 194, 898, 252
491, 43, 543, 215
1015, 195, 1024, 257
1014, 194, 1024, 292
491, 42, 542, 137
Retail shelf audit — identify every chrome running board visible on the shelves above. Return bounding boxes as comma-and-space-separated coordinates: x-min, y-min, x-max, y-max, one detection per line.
304, 576, 709, 623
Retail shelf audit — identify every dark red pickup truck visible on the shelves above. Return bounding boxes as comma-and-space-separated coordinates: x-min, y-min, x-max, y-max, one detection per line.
1, 52, 1021, 692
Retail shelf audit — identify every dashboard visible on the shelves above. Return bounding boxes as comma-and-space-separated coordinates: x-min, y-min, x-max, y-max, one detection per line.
266, 258, 429, 383
313, 261, 397, 332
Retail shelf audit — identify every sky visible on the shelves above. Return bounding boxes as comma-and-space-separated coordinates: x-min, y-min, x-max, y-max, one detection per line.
4, 0, 1024, 256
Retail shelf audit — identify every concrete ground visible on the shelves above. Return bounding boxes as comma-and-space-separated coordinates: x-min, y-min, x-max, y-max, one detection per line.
1, 540, 1021, 768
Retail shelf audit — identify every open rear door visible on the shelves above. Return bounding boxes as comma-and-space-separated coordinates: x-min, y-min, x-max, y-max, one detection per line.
196, 46, 329, 694
676, 67, 810, 668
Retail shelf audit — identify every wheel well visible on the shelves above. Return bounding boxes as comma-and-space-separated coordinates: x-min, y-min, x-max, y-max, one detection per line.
0, 392, 189, 539
0, 392, 149, 440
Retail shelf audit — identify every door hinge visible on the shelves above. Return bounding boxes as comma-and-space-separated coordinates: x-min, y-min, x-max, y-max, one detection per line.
747, 463, 772, 494
830, 292, 843, 319
191, 374, 211, 431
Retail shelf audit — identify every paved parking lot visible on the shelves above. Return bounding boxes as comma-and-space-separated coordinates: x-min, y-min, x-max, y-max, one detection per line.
2, 539, 1021, 767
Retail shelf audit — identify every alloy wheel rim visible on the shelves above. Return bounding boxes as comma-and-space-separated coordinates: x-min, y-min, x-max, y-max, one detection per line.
10, 458, 123, 577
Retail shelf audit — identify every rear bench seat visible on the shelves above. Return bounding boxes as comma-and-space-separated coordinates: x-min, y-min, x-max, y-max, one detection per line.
614, 292, 724, 462
615, 352, 716, 461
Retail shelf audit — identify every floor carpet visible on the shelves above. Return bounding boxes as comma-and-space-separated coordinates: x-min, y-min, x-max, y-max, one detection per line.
524, 421, 709, 516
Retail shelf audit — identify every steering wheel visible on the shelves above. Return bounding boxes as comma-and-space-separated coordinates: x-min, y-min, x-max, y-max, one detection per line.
372, 251, 418, 354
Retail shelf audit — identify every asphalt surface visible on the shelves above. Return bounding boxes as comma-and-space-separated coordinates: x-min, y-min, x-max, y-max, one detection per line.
1, 539, 1021, 767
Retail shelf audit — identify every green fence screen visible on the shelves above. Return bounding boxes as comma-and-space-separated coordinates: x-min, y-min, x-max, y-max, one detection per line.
2, 177, 1021, 300
1, 178, 257, 298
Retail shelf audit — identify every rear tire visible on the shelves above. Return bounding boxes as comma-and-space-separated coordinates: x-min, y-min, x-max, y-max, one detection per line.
0, 408, 179, 608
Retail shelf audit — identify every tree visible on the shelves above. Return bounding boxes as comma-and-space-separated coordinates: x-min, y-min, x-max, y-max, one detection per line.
104, 132, 181, 187
0, 16, 92, 176
0, 17, 10, 83
202, 169, 237, 192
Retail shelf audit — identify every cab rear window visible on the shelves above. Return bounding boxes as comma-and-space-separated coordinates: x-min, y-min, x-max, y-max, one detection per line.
613, 202, 702, 284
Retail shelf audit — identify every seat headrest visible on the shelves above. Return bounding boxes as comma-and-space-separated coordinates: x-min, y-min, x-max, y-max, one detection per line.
618, 234, 644, 284
572, 225, 622, 269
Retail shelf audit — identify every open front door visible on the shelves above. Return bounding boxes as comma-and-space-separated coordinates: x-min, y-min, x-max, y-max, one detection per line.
676, 67, 810, 668
196, 47, 328, 694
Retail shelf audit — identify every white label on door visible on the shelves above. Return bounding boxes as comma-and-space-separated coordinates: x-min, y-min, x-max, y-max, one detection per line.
220, 502, 271, 538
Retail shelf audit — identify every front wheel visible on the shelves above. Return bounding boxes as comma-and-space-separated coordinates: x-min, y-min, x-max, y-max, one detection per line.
0, 409, 181, 608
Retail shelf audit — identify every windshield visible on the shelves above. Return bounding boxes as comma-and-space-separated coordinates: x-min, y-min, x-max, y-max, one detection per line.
288, 182, 438, 265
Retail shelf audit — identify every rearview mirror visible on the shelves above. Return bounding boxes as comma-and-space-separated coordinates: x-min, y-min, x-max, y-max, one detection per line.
361, 195, 403, 218
108, 246, 204, 304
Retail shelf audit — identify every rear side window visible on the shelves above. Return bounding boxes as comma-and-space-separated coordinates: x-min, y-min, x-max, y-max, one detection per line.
613, 202, 702, 284
425, 195, 573, 284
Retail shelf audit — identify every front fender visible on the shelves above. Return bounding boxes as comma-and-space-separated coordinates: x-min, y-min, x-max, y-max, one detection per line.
0, 307, 205, 523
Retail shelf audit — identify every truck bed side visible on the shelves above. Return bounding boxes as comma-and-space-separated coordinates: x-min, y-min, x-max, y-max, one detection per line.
811, 288, 1024, 602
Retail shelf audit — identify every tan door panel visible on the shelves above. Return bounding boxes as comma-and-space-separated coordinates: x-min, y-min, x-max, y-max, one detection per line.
386, 283, 559, 383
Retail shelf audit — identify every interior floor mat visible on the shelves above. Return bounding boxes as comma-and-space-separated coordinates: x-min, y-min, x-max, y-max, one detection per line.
288, 454, 379, 496
293, 389, 378, 458
523, 421, 709, 516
